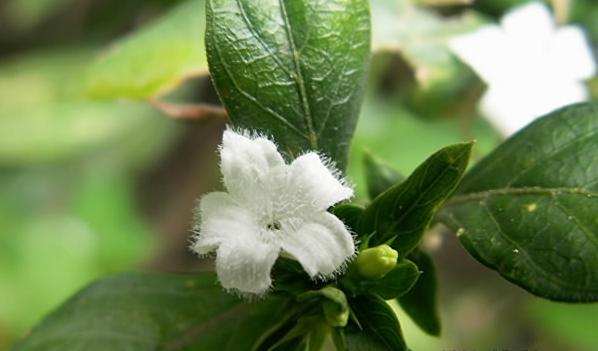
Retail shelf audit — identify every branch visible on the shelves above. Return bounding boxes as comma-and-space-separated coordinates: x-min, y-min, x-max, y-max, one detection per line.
149, 99, 228, 122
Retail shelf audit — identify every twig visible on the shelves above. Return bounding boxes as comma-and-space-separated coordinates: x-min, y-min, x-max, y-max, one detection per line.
551, 0, 571, 24
149, 98, 228, 122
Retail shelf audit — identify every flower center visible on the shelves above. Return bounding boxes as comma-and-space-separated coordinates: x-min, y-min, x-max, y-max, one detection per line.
266, 220, 282, 231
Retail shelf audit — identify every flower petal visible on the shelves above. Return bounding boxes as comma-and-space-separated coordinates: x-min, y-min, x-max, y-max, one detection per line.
288, 153, 353, 211
215, 238, 280, 294
548, 26, 596, 81
192, 191, 257, 255
220, 130, 286, 204
280, 212, 355, 277
449, 26, 510, 83
480, 87, 532, 136
480, 81, 588, 136
501, 2, 554, 47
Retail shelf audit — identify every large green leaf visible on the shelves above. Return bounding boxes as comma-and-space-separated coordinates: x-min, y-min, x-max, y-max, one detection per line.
363, 151, 404, 200
13, 273, 283, 350
349, 295, 407, 351
439, 103, 598, 302
358, 142, 473, 256
86, 0, 208, 99
205, 0, 370, 168
397, 250, 440, 336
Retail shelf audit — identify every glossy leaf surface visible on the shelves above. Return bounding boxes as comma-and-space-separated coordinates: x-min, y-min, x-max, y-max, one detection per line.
359, 142, 473, 255
354, 259, 420, 300
349, 295, 407, 351
440, 103, 598, 302
363, 151, 404, 199
206, 0, 370, 168
13, 273, 282, 350
397, 250, 440, 336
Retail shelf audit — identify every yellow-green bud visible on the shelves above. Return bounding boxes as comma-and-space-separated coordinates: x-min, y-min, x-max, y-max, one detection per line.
322, 300, 349, 327
355, 244, 398, 279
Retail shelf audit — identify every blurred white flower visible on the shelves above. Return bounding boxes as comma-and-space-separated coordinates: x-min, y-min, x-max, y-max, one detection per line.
192, 129, 355, 295
449, 2, 596, 136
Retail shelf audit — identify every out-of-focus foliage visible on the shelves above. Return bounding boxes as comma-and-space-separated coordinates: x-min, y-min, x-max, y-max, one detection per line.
529, 299, 598, 350
370, 0, 486, 119
0, 48, 180, 347
86, 0, 208, 99
3, 0, 70, 30
372, 0, 483, 88
0, 169, 153, 340
474, 0, 598, 44
0, 50, 175, 166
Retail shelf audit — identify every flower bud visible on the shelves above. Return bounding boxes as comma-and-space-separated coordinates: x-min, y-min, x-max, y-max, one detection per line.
322, 300, 349, 327
355, 244, 398, 279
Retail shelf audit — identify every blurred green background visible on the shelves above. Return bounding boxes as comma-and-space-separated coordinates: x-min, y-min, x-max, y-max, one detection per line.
0, 0, 596, 349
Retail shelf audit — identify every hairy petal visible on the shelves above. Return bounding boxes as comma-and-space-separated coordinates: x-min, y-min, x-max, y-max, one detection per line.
192, 191, 256, 255
215, 238, 280, 294
289, 153, 353, 212
220, 129, 286, 205
280, 212, 355, 277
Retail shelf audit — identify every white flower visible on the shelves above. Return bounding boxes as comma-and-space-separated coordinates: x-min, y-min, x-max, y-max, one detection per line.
449, 2, 596, 136
191, 129, 355, 295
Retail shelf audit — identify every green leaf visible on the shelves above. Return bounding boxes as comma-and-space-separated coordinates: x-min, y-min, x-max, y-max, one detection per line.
86, 0, 208, 99
331, 328, 347, 351
205, 0, 371, 169
252, 302, 302, 351
344, 331, 387, 351
13, 273, 283, 350
271, 257, 315, 294
349, 295, 407, 351
272, 337, 307, 351
354, 259, 420, 300
397, 250, 440, 336
332, 204, 365, 234
439, 103, 598, 302
363, 151, 404, 199
359, 142, 473, 256
256, 316, 324, 351
305, 322, 329, 351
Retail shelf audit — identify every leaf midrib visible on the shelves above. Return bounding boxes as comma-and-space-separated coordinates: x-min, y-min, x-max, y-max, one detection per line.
278, 0, 318, 149
461, 122, 598, 189
444, 186, 598, 207
445, 206, 598, 294
371, 146, 468, 242
207, 0, 309, 140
